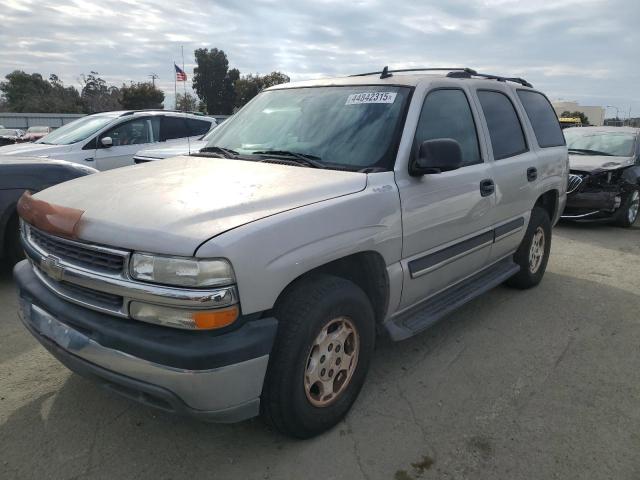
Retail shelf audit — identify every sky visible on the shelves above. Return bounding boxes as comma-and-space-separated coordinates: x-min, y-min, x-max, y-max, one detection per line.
1, 0, 638, 116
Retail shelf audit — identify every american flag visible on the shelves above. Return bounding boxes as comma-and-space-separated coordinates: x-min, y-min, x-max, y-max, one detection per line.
175, 64, 187, 82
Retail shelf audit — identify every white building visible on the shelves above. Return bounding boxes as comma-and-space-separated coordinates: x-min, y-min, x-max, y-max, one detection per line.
551, 101, 605, 126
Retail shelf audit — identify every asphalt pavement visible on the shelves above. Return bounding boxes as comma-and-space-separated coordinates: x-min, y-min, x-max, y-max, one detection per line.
1, 222, 639, 480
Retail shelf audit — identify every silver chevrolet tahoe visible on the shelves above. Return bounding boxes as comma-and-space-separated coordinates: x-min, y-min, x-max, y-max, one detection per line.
15, 67, 568, 438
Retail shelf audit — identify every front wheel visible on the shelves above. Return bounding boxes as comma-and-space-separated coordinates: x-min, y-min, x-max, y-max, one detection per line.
261, 274, 375, 438
506, 206, 552, 289
614, 188, 639, 228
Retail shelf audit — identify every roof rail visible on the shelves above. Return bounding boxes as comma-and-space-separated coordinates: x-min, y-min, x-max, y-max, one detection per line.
119, 109, 207, 117
350, 67, 476, 79
350, 66, 533, 88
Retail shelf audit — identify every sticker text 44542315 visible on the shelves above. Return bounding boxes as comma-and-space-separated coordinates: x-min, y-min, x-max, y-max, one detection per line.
345, 92, 397, 105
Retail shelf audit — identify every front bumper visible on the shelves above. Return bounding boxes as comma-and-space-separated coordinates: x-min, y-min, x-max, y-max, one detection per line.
15, 260, 278, 422
561, 191, 621, 220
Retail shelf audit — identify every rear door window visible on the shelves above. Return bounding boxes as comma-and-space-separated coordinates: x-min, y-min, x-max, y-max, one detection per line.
187, 118, 212, 136
516, 90, 565, 148
160, 116, 189, 141
477, 90, 528, 160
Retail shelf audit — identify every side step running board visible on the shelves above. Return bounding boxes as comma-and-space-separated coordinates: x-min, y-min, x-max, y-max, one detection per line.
384, 257, 520, 341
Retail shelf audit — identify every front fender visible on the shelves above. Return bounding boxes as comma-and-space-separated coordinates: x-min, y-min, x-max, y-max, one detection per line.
195, 172, 403, 315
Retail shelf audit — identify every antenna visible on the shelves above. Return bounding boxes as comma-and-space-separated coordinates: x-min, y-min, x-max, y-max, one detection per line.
148, 73, 159, 87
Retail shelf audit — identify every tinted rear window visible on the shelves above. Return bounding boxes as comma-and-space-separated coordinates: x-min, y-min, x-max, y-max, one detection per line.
477, 90, 528, 160
187, 118, 212, 136
517, 90, 565, 148
160, 116, 189, 141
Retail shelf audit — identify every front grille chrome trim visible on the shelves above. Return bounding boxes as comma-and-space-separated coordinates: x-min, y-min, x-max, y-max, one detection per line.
567, 174, 583, 194
22, 224, 239, 317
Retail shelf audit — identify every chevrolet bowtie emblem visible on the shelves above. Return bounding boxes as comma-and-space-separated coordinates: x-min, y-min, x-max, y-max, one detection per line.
41, 256, 65, 282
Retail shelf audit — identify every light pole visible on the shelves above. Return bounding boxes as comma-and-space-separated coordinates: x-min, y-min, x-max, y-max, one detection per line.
606, 105, 621, 126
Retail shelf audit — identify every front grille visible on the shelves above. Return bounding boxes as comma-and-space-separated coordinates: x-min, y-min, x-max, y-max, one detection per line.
29, 228, 125, 274
567, 174, 583, 194
59, 281, 124, 309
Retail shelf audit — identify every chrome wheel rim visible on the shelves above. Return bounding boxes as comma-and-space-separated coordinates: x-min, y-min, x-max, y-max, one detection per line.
304, 316, 360, 407
529, 226, 545, 274
628, 190, 639, 224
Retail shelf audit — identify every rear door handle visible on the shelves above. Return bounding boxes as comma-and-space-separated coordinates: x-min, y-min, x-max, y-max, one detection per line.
527, 167, 538, 182
480, 179, 495, 197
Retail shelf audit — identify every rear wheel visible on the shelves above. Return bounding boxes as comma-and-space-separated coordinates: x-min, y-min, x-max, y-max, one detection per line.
614, 188, 639, 228
261, 274, 375, 438
506, 206, 551, 289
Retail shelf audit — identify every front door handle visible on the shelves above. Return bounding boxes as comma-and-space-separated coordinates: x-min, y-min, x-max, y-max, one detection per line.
480, 179, 495, 197
84, 157, 94, 162
527, 167, 538, 182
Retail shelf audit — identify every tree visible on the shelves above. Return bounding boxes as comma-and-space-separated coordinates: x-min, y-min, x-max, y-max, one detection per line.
192, 48, 237, 114
561, 110, 590, 126
0, 70, 83, 113
175, 92, 198, 111
120, 82, 164, 110
233, 71, 290, 110
80, 72, 121, 113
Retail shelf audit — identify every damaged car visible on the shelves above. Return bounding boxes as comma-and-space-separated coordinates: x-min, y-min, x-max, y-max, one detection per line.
562, 127, 640, 227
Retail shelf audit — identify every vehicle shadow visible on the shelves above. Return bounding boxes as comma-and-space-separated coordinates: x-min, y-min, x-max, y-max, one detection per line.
1, 272, 639, 479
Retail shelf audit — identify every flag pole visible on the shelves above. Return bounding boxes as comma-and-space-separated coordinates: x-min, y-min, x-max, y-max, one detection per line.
181, 45, 191, 153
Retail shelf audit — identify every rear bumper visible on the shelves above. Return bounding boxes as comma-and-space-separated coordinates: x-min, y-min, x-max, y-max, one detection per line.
15, 260, 278, 422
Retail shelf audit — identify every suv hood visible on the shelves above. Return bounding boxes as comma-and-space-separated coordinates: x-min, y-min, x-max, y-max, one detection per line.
569, 154, 635, 172
0, 142, 71, 156
135, 140, 207, 160
34, 156, 367, 256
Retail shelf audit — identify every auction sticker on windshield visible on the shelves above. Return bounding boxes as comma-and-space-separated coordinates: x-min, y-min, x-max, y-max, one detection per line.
345, 92, 397, 105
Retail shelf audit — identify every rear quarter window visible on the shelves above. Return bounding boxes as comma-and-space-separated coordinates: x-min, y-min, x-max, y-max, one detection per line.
517, 90, 565, 148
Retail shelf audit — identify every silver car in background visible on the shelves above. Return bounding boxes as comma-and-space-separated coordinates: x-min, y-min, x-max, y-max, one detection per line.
0, 111, 217, 171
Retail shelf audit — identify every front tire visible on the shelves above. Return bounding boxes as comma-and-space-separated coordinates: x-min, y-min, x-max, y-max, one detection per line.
506, 206, 552, 289
261, 274, 375, 438
614, 188, 639, 228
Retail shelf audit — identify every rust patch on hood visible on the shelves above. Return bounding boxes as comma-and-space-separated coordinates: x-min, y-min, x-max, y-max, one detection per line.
17, 191, 84, 238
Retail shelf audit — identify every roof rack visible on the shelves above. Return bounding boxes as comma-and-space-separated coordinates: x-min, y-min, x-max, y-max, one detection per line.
119, 109, 207, 117
350, 66, 533, 88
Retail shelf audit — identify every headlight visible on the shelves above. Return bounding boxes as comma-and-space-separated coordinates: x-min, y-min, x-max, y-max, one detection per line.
130, 302, 239, 330
130, 253, 235, 288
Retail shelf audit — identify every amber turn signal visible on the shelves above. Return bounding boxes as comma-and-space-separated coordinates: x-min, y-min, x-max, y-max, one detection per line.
192, 305, 239, 330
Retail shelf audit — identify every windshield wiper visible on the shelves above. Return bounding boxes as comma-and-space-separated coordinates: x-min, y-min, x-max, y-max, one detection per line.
251, 150, 326, 169
194, 146, 239, 158
568, 148, 613, 156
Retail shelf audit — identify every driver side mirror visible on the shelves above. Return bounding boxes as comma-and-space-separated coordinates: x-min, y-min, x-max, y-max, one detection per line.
411, 138, 463, 176
101, 136, 113, 148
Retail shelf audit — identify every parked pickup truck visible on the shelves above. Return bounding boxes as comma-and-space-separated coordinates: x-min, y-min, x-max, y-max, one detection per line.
15, 67, 568, 438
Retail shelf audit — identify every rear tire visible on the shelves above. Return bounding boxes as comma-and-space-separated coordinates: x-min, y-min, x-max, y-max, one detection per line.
261, 274, 375, 438
614, 188, 639, 228
506, 206, 551, 289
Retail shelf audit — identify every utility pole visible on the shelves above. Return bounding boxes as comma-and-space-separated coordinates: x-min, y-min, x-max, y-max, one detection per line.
148, 73, 159, 87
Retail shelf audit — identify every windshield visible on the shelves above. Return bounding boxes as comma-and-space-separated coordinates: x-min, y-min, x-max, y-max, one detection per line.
564, 130, 636, 156
0, 129, 19, 136
37, 115, 115, 145
204, 86, 411, 170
